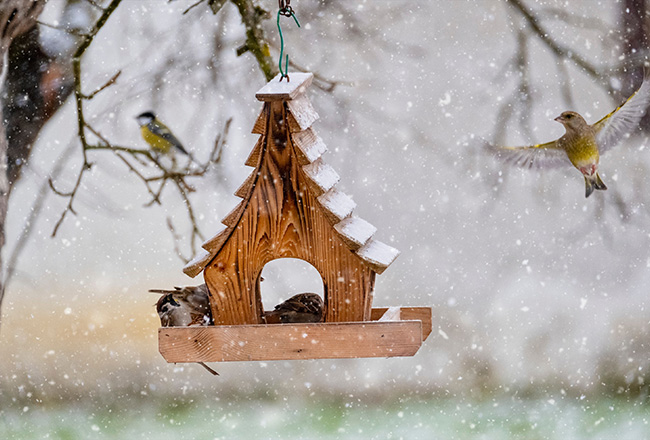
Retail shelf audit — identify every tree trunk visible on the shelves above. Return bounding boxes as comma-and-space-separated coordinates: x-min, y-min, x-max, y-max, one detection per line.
0, 0, 45, 325
3, 25, 74, 193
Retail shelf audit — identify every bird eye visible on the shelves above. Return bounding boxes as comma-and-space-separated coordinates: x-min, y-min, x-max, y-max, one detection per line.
565, 114, 573, 119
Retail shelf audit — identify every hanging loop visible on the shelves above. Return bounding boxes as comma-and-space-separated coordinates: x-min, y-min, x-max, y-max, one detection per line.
277, 0, 300, 82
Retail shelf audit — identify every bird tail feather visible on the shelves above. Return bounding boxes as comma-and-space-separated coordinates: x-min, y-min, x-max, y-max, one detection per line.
584, 173, 607, 198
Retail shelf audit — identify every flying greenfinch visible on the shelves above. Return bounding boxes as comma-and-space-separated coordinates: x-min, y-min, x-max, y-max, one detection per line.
491, 67, 650, 197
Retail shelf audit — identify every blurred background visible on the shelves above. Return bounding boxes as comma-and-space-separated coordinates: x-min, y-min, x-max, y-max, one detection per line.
2, 0, 650, 438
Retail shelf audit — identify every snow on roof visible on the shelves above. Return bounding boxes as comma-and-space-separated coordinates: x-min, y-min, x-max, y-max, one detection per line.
292, 128, 327, 164
256, 73, 314, 102
356, 239, 400, 274
183, 73, 400, 277
183, 248, 213, 278
334, 216, 377, 250
317, 188, 356, 223
302, 157, 340, 194
287, 94, 319, 132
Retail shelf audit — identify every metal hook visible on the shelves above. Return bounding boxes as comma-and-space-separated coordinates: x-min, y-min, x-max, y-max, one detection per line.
277, 1, 300, 82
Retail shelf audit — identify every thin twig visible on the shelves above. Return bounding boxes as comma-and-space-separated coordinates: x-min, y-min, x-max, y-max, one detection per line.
52, 0, 122, 237
51, 0, 229, 258
85, 0, 107, 11
86, 144, 153, 156
166, 217, 189, 262
36, 20, 86, 36
81, 70, 121, 100
211, 118, 232, 163
183, 0, 206, 15
538, 7, 612, 34
506, 0, 610, 91
115, 153, 162, 205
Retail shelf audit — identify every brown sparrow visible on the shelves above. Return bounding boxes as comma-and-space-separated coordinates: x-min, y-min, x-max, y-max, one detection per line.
266, 292, 324, 323
150, 284, 213, 327
150, 284, 218, 376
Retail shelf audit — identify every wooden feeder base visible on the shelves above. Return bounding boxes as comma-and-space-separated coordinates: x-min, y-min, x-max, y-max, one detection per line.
158, 306, 432, 362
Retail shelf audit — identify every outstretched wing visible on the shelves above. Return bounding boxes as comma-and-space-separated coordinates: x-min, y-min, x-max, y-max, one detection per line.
488, 140, 572, 170
593, 67, 650, 153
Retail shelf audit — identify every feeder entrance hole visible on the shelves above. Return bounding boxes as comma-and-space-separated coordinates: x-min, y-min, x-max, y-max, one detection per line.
259, 258, 325, 312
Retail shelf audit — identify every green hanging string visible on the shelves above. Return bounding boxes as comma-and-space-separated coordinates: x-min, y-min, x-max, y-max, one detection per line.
277, 3, 300, 81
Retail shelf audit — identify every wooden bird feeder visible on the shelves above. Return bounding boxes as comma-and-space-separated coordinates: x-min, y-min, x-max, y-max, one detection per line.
158, 73, 432, 363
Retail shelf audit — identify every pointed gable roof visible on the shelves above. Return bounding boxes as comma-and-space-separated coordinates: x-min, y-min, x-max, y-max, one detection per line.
184, 73, 399, 279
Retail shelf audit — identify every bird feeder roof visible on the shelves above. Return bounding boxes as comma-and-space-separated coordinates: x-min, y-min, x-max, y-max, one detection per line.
184, 73, 399, 278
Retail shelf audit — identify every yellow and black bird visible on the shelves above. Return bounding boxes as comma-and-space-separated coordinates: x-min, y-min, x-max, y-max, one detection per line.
490, 67, 650, 197
136, 111, 190, 158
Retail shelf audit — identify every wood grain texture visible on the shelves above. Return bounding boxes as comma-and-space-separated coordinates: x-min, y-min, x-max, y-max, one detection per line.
233, 171, 256, 198
204, 100, 376, 325
251, 108, 267, 135
220, 201, 246, 228
159, 319, 422, 362
174, 75, 428, 362
245, 137, 264, 167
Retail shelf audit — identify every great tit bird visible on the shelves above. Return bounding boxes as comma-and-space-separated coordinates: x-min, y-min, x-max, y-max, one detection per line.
136, 111, 190, 157
491, 66, 650, 197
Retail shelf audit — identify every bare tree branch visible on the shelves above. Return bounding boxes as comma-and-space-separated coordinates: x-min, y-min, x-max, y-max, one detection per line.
506, 0, 610, 91
81, 70, 122, 100
51, 0, 122, 237
230, 0, 275, 80
183, 0, 207, 15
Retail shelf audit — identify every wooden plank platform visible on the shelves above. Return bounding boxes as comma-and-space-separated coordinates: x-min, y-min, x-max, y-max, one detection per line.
159, 306, 432, 363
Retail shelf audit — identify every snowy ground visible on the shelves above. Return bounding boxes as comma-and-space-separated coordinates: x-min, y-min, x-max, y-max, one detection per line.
2, 394, 649, 440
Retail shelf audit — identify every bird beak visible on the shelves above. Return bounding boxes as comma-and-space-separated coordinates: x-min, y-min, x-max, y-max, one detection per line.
554, 115, 563, 123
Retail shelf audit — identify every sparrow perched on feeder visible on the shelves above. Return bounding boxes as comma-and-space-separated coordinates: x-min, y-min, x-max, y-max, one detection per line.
267, 292, 324, 323
150, 284, 218, 376
490, 67, 650, 197
150, 284, 213, 327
